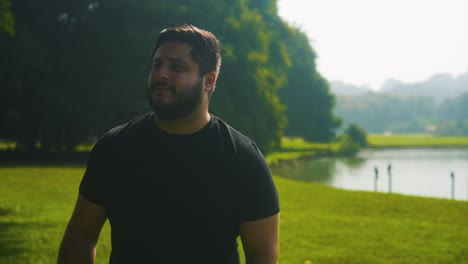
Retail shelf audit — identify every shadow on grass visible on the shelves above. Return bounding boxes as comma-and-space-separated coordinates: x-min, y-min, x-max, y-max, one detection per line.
0, 221, 27, 258
0, 161, 87, 168
0, 218, 59, 259
0, 151, 87, 168
0, 150, 90, 165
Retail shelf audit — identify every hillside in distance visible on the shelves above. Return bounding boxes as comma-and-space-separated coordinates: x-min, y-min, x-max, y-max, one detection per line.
328, 81, 372, 96
330, 71, 468, 99
331, 71, 468, 135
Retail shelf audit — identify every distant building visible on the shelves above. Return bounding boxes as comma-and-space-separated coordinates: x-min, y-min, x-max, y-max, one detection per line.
425, 125, 437, 133
383, 131, 393, 136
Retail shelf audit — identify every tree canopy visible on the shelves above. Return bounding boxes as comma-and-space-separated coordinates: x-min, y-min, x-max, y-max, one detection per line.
0, 0, 14, 36
336, 92, 468, 136
0, 0, 341, 154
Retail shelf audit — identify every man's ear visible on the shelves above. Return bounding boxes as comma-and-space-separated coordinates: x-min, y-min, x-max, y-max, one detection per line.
203, 71, 217, 93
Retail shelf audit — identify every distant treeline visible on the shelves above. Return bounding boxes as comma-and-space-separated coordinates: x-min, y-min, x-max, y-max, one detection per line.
0, 0, 341, 154
331, 72, 468, 100
336, 91, 468, 135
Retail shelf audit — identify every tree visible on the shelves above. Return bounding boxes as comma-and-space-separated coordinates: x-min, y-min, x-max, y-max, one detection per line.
335, 93, 438, 133
0, 0, 14, 36
207, 0, 289, 152
345, 123, 367, 147
1, 0, 343, 155
1, 0, 291, 153
437, 91, 468, 136
1, 0, 173, 151
336, 134, 360, 156
278, 27, 341, 142
336, 123, 367, 156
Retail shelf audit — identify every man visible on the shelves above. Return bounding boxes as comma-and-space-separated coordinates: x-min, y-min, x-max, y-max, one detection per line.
58, 24, 280, 263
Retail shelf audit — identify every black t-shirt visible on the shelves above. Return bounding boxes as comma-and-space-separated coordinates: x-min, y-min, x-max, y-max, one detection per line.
80, 112, 279, 263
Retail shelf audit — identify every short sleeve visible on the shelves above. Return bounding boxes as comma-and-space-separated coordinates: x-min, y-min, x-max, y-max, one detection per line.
79, 136, 112, 206
237, 143, 280, 222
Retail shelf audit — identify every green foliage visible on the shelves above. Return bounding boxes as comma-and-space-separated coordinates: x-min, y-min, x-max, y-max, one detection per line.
336, 93, 438, 133
436, 120, 468, 136
278, 27, 341, 142
1, 0, 341, 155
210, 0, 288, 152
437, 92, 468, 136
0, 0, 14, 36
0, 1, 193, 150
336, 91, 468, 136
345, 123, 367, 147
334, 123, 367, 157
336, 134, 360, 156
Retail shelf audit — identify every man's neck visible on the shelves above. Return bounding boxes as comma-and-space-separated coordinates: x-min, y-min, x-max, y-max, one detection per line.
152, 110, 211, 135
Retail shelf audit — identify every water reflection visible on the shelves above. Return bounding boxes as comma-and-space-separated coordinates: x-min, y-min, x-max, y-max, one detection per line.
271, 156, 366, 184
271, 158, 335, 184
271, 148, 468, 201
339, 156, 366, 169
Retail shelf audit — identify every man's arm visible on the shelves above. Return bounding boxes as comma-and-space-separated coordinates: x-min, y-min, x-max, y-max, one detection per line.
58, 194, 107, 264
240, 213, 280, 264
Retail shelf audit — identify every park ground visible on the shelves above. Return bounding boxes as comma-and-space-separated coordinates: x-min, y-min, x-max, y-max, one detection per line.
1, 134, 468, 263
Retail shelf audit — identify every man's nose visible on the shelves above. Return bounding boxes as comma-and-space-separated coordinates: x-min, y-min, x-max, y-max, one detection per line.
153, 65, 170, 80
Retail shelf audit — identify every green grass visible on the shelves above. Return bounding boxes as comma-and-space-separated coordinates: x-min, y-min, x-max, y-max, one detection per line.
1, 164, 467, 263
277, 177, 468, 263
0, 164, 112, 264
0, 142, 15, 151
368, 134, 468, 147
1, 135, 468, 263
0, 142, 94, 152
280, 137, 333, 151
266, 137, 338, 166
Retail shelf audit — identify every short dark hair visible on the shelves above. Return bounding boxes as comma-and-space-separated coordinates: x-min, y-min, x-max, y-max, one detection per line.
151, 24, 222, 76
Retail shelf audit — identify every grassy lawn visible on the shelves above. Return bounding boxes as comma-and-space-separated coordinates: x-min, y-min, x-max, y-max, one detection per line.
368, 134, 468, 148
1, 135, 468, 263
1, 164, 467, 263
266, 137, 338, 166
0, 164, 112, 263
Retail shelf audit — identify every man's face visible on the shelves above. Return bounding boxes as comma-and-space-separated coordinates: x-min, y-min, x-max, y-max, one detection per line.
147, 41, 204, 120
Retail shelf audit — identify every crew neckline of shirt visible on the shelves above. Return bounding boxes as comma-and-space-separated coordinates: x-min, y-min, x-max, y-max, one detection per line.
146, 112, 216, 138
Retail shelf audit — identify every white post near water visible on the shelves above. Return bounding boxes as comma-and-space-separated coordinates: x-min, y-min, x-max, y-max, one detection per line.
387, 163, 392, 194
374, 166, 379, 192
450, 171, 455, 200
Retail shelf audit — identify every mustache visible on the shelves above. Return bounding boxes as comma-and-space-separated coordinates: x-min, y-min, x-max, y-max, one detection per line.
151, 81, 176, 92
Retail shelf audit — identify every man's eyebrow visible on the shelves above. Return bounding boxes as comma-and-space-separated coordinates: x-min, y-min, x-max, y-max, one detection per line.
153, 57, 188, 64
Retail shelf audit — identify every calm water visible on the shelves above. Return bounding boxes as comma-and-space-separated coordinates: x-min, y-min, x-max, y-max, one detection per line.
271, 147, 468, 201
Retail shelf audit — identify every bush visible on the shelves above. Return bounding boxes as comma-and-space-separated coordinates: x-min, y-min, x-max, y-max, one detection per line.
336, 134, 360, 156
345, 123, 367, 147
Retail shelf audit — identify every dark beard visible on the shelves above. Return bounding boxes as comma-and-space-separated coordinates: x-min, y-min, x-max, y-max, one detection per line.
147, 78, 203, 120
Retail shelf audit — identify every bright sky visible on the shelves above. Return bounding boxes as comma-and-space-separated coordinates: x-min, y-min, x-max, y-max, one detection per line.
278, 0, 468, 90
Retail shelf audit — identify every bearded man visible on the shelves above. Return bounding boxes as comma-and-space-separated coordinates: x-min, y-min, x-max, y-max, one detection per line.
58, 24, 280, 264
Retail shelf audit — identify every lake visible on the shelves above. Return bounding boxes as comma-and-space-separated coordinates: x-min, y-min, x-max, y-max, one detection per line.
271, 147, 468, 201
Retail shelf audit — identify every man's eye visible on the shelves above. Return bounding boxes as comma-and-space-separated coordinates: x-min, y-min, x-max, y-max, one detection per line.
172, 64, 185, 71
152, 63, 161, 70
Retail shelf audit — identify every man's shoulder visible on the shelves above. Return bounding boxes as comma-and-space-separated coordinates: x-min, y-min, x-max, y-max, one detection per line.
100, 112, 152, 141
211, 115, 256, 152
